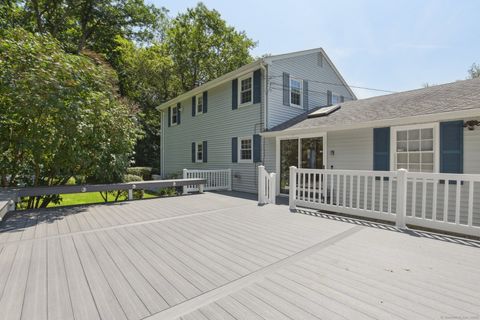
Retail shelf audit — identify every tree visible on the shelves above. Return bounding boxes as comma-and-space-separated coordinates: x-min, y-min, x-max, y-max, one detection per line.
468, 63, 480, 79
112, 37, 178, 168
3, 0, 167, 55
0, 28, 141, 208
165, 2, 256, 92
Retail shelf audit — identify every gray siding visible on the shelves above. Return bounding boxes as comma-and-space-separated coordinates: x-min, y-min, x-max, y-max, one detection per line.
267, 52, 354, 129
163, 75, 263, 193
327, 128, 373, 170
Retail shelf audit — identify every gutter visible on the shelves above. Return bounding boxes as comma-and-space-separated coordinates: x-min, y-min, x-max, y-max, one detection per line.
260, 108, 480, 138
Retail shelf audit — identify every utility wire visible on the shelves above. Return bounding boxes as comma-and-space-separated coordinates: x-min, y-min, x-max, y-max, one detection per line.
268, 75, 396, 93
269, 82, 352, 99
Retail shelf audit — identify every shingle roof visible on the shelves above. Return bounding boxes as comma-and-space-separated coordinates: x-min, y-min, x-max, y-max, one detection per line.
269, 77, 480, 132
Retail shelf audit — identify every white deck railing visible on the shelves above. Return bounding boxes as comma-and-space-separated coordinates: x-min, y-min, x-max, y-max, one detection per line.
289, 167, 480, 237
258, 166, 276, 205
183, 169, 232, 193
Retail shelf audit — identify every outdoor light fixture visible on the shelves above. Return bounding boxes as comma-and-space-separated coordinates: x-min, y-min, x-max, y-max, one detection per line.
464, 120, 480, 130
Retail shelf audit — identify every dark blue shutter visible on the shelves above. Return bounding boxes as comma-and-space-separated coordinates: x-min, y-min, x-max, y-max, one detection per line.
176, 103, 181, 124
231, 137, 238, 163
253, 69, 261, 104
203, 141, 208, 163
253, 134, 261, 163
167, 107, 171, 127
303, 80, 308, 111
327, 90, 332, 106
283, 72, 289, 106
203, 91, 208, 113
191, 142, 195, 163
232, 79, 238, 110
373, 127, 390, 171
440, 121, 464, 173
191, 96, 196, 116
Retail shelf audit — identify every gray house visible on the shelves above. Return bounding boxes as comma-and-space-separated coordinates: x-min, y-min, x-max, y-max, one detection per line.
158, 48, 355, 193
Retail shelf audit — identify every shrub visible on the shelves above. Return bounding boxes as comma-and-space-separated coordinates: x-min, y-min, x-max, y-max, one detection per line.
126, 167, 153, 180
122, 174, 144, 199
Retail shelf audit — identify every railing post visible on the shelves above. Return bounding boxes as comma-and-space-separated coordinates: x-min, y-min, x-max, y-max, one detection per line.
270, 173, 276, 204
199, 183, 204, 193
289, 166, 297, 211
258, 165, 265, 205
396, 169, 407, 229
182, 168, 188, 195
128, 189, 133, 201
227, 169, 232, 191
9, 199, 15, 211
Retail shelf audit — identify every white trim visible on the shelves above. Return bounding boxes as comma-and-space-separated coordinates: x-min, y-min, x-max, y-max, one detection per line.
195, 142, 204, 163
170, 106, 178, 126
196, 94, 204, 115
238, 72, 253, 107
275, 132, 327, 195
289, 77, 303, 108
390, 122, 439, 173
238, 136, 253, 163
261, 108, 480, 138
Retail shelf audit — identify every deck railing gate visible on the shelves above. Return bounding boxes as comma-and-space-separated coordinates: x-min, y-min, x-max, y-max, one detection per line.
258, 166, 276, 205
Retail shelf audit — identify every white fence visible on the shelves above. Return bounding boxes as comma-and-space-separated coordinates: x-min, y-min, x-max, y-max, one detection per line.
289, 166, 480, 237
258, 166, 276, 205
182, 169, 232, 193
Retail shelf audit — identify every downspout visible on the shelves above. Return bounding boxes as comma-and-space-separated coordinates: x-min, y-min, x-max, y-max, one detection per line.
260, 61, 268, 166
260, 60, 268, 132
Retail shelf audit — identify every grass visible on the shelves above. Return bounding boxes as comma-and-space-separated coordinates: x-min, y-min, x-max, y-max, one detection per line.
46, 191, 159, 208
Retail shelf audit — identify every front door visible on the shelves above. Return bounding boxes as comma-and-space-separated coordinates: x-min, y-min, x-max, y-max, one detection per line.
279, 136, 324, 194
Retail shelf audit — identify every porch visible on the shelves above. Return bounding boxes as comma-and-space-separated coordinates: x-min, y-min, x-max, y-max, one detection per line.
0, 191, 479, 319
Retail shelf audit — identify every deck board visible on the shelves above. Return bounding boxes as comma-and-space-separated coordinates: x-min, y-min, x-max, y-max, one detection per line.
0, 192, 479, 320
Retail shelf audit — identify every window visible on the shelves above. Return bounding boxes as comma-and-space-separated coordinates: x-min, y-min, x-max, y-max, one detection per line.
290, 78, 302, 107
171, 106, 178, 125
238, 137, 252, 162
331, 94, 341, 105
196, 95, 203, 114
239, 74, 253, 106
196, 142, 203, 162
394, 125, 436, 172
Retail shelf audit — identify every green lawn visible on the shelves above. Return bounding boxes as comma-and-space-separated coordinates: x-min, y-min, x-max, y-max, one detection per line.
46, 191, 158, 208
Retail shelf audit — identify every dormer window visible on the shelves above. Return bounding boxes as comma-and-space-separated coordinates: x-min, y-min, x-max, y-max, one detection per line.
290, 78, 302, 107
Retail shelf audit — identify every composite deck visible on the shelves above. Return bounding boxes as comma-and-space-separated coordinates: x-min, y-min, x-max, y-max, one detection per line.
0, 192, 479, 320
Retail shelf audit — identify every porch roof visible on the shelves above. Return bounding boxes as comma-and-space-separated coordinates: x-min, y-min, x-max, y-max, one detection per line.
264, 77, 480, 136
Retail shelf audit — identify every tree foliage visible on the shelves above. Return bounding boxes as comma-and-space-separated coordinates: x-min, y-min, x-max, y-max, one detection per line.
165, 2, 256, 92
1, 1, 256, 194
468, 63, 480, 79
1, 0, 167, 54
0, 28, 141, 208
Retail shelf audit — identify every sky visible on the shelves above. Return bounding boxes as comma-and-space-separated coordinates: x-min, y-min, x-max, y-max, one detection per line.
148, 0, 479, 98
